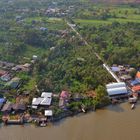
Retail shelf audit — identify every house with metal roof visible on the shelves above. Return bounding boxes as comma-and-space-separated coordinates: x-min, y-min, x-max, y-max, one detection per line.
107, 87, 128, 96
0, 98, 6, 109
40, 98, 52, 106
32, 92, 52, 108
6, 77, 21, 89
136, 71, 140, 79
45, 110, 53, 117
106, 82, 126, 89
1, 102, 13, 113
131, 79, 140, 86
12, 103, 26, 112
132, 85, 140, 93
59, 91, 69, 109
41, 92, 52, 98
32, 98, 44, 106
106, 82, 128, 98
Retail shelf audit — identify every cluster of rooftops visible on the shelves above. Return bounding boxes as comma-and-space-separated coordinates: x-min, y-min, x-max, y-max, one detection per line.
106, 70, 140, 98
32, 92, 52, 108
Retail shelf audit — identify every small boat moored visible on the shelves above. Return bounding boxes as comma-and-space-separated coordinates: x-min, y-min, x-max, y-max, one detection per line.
40, 122, 47, 127
131, 104, 135, 110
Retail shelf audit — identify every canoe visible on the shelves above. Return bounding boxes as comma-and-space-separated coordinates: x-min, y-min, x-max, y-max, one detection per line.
131, 104, 135, 109
40, 122, 47, 127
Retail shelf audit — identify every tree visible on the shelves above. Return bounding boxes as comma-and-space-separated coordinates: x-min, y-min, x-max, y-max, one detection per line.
95, 85, 107, 103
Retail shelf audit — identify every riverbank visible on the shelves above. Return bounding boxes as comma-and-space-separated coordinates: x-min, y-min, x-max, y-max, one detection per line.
1, 102, 140, 140
0, 99, 111, 127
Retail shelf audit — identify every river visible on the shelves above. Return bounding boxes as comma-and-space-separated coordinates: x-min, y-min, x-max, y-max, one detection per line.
1, 102, 140, 140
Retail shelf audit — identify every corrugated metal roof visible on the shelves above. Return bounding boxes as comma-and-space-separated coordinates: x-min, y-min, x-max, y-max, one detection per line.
45, 110, 53, 116
106, 82, 126, 89
107, 87, 128, 96
41, 92, 52, 98
40, 98, 52, 106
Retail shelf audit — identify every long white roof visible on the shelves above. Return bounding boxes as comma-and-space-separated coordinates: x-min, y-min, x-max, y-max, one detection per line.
106, 82, 126, 89
45, 110, 53, 116
107, 87, 128, 96
41, 92, 52, 98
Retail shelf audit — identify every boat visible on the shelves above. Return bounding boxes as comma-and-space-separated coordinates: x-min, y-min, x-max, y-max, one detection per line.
131, 104, 135, 110
39, 121, 47, 127
81, 108, 86, 113
81, 104, 86, 113
40, 122, 47, 127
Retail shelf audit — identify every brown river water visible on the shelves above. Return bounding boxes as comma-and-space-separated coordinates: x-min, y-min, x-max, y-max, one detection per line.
1, 102, 140, 140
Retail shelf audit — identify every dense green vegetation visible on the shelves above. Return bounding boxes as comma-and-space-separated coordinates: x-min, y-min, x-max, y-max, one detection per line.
77, 22, 140, 67
0, 0, 139, 101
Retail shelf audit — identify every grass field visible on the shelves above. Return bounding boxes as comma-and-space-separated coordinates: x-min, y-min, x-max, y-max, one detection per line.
74, 18, 140, 26
74, 4, 140, 26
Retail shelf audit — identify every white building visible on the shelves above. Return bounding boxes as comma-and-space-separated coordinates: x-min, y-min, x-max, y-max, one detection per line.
41, 92, 52, 98
32, 92, 52, 108
45, 110, 53, 116
107, 87, 128, 96
106, 82, 126, 89
106, 82, 128, 97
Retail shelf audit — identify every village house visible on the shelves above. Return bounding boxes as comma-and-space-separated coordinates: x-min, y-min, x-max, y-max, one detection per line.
130, 71, 140, 93
1, 73, 11, 82
0, 70, 7, 77
120, 75, 132, 81
0, 61, 15, 69
12, 63, 31, 72
6, 77, 21, 89
0, 98, 6, 109
32, 92, 53, 109
44, 110, 53, 119
111, 66, 120, 72
59, 91, 70, 109
106, 82, 128, 98
132, 85, 140, 93
1, 102, 13, 113
136, 71, 140, 79
131, 78, 140, 86
12, 103, 26, 113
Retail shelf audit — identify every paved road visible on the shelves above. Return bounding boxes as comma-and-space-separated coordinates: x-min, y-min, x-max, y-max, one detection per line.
66, 21, 121, 83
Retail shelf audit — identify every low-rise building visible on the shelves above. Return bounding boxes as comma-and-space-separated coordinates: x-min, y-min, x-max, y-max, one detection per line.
45, 110, 53, 117
106, 82, 126, 89
1, 102, 13, 113
0, 70, 7, 77
12, 103, 26, 113
59, 91, 69, 108
32, 92, 52, 108
106, 82, 128, 98
6, 77, 21, 89
1, 74, 11, 82
0, 98, 6, 109
132, 85, 140, 93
